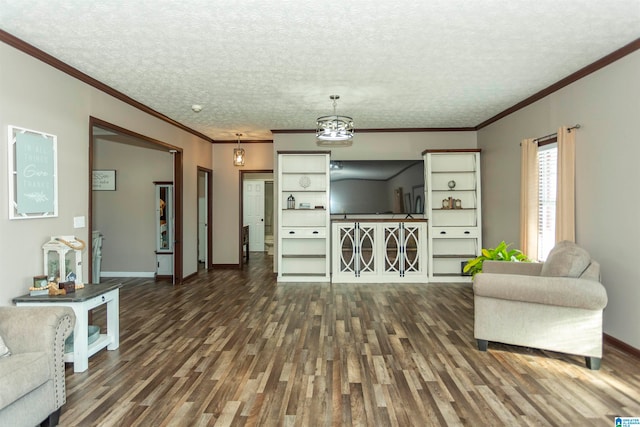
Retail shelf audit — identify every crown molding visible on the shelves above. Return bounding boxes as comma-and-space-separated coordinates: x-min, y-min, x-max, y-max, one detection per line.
475, 37, 640, 130
0, 29, 215, 144
3, 28, 638, 139
271, 127, 476, 134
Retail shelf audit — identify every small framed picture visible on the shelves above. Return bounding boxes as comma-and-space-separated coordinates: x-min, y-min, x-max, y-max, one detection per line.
92, 170, 116, 191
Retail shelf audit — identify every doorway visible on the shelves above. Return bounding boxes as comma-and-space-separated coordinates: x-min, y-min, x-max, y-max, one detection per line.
89, 117, 184, 284
197, 167, 213, 271
239, 170, 273, 267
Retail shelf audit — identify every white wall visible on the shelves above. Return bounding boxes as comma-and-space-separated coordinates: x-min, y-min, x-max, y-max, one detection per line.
478, 50, 640, 349
0, 42, 212, 305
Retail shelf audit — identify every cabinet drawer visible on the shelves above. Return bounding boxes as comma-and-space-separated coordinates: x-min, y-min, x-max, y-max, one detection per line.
282, 228, 326, 238
431, 228, 479, 238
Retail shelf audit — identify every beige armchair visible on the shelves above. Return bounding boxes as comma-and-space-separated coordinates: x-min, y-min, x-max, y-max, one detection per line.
473, 241, 608, 369
0, 306, 75, 426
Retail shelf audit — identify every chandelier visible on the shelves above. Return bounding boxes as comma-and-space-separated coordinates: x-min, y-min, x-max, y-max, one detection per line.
316, 95, 354, 144
233, 133, 245, 166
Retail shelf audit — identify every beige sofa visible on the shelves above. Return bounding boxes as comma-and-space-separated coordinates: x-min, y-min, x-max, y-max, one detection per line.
0, 306, 75, 426
473, 241, 608, 369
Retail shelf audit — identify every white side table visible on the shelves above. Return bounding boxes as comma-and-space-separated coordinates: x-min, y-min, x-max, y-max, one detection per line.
14, 283, 121, 373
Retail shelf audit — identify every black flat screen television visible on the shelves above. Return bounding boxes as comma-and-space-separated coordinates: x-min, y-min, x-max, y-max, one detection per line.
329, 160, 424, 215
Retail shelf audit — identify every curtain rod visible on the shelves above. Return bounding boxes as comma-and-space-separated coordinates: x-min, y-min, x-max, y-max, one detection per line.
533, 124, 581, 143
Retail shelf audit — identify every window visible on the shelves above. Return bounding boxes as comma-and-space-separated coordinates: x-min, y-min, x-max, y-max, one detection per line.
537, 142, 557, 260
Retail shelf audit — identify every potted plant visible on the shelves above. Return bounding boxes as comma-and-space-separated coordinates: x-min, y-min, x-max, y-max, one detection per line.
463, 241, 530, 277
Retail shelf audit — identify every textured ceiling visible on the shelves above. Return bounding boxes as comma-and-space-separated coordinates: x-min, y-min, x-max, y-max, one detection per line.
1, 1, 639, 141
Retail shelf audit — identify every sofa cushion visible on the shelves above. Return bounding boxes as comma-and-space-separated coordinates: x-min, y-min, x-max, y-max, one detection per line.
0, 335, 10, 358
540, 240, 591, 278
0, 352, 50, 411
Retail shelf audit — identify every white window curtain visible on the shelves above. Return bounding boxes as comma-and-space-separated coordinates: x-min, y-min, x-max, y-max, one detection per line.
556, 126, 576, 243
520, 127, 576, 260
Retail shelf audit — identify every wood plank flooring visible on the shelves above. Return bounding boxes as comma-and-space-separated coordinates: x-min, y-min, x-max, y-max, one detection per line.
61, 253, 640, 426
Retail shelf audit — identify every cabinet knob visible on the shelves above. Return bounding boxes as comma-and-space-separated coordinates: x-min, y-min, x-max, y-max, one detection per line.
312, 231, 319, 234
464, 231, 470, 234
440, 231, 446, 235
289, 231, 295, 234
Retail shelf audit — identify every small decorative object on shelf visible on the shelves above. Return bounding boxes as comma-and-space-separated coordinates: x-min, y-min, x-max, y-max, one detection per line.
299, 202, 311, 209
299, 175, 311, 189
29, 276, 49, 296
448, 180, 456, 190
287, 194, 295, 209
60, 281, 76, 293
455, 199, 462, 209
33, 275, 47, 288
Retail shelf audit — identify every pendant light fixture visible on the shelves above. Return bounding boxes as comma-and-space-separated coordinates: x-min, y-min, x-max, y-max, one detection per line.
233, 133, 245, 166
316, 95, 354, 146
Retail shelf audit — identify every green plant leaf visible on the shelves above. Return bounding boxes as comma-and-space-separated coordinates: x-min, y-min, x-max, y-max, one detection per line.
465, 241, 531, 277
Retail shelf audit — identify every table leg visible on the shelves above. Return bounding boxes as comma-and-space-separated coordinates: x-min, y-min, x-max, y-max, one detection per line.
71, 304, 89, 373
106, 291, 119, 350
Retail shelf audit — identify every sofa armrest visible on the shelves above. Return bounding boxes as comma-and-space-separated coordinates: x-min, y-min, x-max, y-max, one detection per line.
0, 306, 75, 411
0, 307, 75, 354
473, 273, 608, 310
483, 261, 543, 276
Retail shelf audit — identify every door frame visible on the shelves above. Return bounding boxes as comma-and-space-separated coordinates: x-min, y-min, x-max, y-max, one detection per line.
239, 169, 273, 268
197, 166, 213, 270
89, 116, 184, 283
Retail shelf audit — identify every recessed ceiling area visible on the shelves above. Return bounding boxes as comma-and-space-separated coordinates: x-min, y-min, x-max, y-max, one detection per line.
1, 1, 638, 141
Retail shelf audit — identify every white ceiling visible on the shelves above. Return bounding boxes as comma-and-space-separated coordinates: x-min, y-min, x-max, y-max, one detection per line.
1, 1, 638, 141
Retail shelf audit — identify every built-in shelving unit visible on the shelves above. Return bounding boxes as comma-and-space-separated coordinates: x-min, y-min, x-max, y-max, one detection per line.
424, 149, 482, 282
277, 151, 330, 282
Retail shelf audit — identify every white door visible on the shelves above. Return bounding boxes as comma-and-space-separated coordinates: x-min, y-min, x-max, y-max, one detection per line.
243, 180, 265, 252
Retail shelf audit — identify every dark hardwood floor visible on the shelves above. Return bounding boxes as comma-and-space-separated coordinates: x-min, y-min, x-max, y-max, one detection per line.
61, 253, 640, 426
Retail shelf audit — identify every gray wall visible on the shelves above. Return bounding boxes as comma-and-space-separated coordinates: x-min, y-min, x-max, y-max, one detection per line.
93, 140, 172, 274
478, 50, 640, 349
0, 42, 212, 305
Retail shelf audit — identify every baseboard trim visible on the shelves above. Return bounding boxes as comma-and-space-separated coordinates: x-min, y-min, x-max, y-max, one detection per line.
604, 333, 640, 359
100, 271, 155, 278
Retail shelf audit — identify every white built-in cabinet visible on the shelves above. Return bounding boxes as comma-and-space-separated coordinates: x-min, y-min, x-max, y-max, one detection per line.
277, 151, 330, 282
424, 149, 482, 282
331, 220, 428, 283
155, 182, 173, 279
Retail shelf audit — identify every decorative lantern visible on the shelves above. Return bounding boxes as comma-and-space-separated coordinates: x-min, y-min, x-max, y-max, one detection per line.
42, 235, 85, 284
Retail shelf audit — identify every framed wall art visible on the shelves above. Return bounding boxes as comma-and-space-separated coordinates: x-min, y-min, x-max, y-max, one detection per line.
7, 125, 58, 219
92, 170, 116, 191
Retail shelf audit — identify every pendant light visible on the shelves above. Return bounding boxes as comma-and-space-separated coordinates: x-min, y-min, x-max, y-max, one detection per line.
233, 133, 245, 166
316, 95, 354, 146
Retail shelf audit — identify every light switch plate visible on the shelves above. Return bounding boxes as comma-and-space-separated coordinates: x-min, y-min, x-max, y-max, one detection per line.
73, 216, 86, 228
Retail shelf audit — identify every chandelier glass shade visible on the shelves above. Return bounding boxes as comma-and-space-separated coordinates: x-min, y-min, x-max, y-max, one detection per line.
233, 148, 245, 166
233, 133, 245, 166
316, 95, 354, 142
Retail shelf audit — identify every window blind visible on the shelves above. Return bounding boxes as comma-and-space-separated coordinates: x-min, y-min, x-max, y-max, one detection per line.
537, 143, 557, 260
